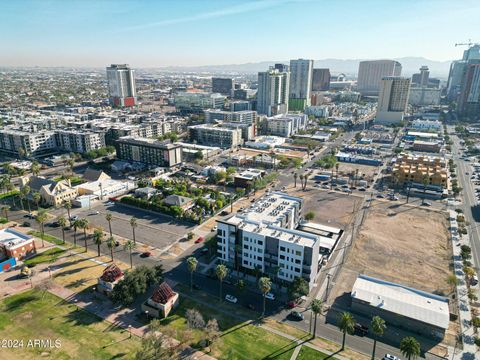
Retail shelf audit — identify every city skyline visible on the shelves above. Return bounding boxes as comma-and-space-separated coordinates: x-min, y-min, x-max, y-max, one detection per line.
1, 0, 479, 68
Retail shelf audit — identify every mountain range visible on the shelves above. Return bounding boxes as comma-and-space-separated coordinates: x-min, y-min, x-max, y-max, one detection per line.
157, 57, 453, 79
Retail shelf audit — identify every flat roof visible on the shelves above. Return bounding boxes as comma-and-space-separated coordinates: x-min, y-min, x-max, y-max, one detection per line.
0, 228, 33, 250
351, 274, 449, 329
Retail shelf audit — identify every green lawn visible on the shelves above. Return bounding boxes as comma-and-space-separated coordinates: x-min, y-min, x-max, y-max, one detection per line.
297, 345, 334, 360
28, 231, 68, 247
0, 290, 139, 359
156, 296, 296, 360
24, 247, 66, 266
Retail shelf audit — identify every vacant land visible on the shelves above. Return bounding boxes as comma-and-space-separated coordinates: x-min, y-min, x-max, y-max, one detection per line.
336, 162, 378, 181
0, 290, 139, 360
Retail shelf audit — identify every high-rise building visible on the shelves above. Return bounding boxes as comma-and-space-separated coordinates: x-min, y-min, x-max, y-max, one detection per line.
311, 68, 330, 91
212, 77, 234, 96
458, 62, 480, 119
376, 77, 410, 124
289, 59, 314, 110
357, 60, 402, 96
106, 64, 137, 107
447, 45, 480, 102
257, 67, 290, 116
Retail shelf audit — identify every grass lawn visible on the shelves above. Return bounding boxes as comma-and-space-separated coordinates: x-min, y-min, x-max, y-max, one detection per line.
24, 247, 66, 266
0, 290, 139, 359
297, 346, 334, 360
156, 297, 296, 360
28, 231, 69, 247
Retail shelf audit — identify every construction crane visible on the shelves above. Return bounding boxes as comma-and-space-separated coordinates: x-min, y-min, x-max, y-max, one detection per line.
455, 39, 479, 47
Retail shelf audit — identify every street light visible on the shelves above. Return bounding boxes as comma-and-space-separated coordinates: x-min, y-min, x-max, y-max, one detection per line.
145, 310, 149, 321
128, 324, 132, 338
92, 286, 96, 299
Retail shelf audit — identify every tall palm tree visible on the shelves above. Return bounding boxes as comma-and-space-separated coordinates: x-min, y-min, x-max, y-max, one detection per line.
215, 264, 228, 301
294, 172, 298, 188
21, 185, 31, 213
338, 312, 355, 351
72, 219, 80, 247
310, 299, 323, 338
354, 168, 359, 187
64, 201, 72, 226
422, 174, 429, 200
105, 213, 113, 237
2, 205, 10, 221
371, 316, 386, 360
35, 210, 48, 248
399, 336, 421, 360
79, 218, 89, 252
299, 174, 304, 190
335, 163, 340, 185
57, 216, 67, 244
124, 239, 135, 269
187, 256, 198, 291
93, 229, 104, 257
106, 236, 116, 262
130, 216, 138, 244
32, 192, 41, 211
258, 277, 272, 317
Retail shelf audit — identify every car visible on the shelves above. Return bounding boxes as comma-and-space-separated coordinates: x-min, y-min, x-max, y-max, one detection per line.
421, 201, 432, 206
382, 354, 400, 360
220, 210, 229, 216
471, 275, 479, 286
201, 248, 209, 254
289, 311, 304, 321
195, 236, 204, 244
90, 211, 99, 215
286, 301, 297, 309
106, 202, 115, 206
225, 294, 238, 303
140, 251, 152, 258
389, 196, 399, 201
359, 187, 366, 192
265, 292, 275, 301
376, 194, 385, 198
48, 221, 60, 227
22, 221, 31, 227
70, 215, 78, 221
354, 323, 368, 336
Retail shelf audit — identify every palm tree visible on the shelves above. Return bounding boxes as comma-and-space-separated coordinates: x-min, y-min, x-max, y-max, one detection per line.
2, 205, 10, 221
294, 173, 298, 188
124, 239, 135, 269
65, 201, 72, 226
21, 185, 31, 213
105, 213, 113, 237
31, 161, 41, 176
399, 336, 421, 360
299, 174, 304, 190
187, 256, 198, 291
130, 217, 138, 244
422, 174, 429, 200
32, 192, 41, 211
311, 299, 322, 338
215, 264, 228, 301
338, 312, 355, 351
335, 163, 340, 185
106, 236, 116, 262
72, 219, 80, 247
79, 218, 89, 252
371, 316, 386, 360
93, 229, 104, 257
258, 277, 272, 317
57, 216, 67, 244
35, 210, 48, 248
354, 168, 359, 187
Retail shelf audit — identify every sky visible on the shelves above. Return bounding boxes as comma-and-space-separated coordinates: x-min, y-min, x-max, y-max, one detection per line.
1, 0, 479, 67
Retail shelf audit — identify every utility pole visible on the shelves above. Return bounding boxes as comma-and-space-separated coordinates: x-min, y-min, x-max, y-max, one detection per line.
324, 273, 332, 303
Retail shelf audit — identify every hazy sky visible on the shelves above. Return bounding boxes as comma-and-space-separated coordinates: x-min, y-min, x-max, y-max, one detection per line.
1, 0, 478, 67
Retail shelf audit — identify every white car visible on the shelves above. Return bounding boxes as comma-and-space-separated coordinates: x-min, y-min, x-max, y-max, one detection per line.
383, 355, 400, 360
265, 292, 275, 301
106, 201, 115, 206
225, 294, 238, 303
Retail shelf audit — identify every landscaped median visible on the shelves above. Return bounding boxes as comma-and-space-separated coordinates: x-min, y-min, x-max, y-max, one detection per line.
0, 289, 140, 359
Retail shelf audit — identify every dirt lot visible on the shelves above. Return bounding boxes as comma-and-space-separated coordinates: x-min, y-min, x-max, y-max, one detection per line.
336, 162, 379, 181
288, 188, 362, 228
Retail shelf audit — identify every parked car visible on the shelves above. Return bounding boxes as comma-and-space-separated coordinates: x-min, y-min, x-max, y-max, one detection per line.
22, 221, 31, 227
354, 323, 368, 336
471, 275, 479, 286
225, 294, 238, 303
265, 292, 275, 301
90, 211, 99, 215
70, 215, 79, 221
421, 201, 432, 206
289, 311, 304, 321
140, 251, 152, 258
195, 237, 204, 244
383, 354, 400, 360
106, 202, 115, 206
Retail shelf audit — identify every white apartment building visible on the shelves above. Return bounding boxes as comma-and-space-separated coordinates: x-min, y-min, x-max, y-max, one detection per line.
265, 113, 308, 138
257, 68, 290, 116
0, 129, 57, 156
289, 59, 314, 109
106, 64, 137, 107
216, 192, 321, 289
204, 109, 257, 124
189, 124, 243, 149
376, 77, 411, 124
357, 60, 402, 96
55, 129, 106, 153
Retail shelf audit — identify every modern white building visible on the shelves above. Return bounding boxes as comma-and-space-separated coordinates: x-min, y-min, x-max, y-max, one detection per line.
216, 192, 322, 290
55, 129, 106, 154
257, 67, 290, 116
204, 109, 257, 124
408, 87, 441, 106
376, 77, 411, 124
410, 119, 442, 132
264, 113, 308, 138
106, 64, 137, 107
289, 59, 314, 110
0, 129, 57, 156
357, 60, 402, 96
188, 124, 243, 149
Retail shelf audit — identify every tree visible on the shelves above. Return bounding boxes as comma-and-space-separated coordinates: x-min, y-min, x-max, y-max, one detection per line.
135, 319, 184, 360
258, 277, 272, 317
2, 205, 9, 221
422, 174, 429, 199
464, 266, 476, 281
106, 236, 116, 262
338, 312, 355, 350
185, 308, 205, 329
65, 201, 72, 226
35, 210, 48, 248
57, 216, 67, 244
311, 299, 322, 338
31, 161, 41, 176
21, 185, 32, 213
79, 218, 89, 252
288, 276, 309, 301
33, 192, 41, 211
215, 264, 228, 301
124, 239, 135, 269
305, 211, 315, 221
294, 172, 298, 188
130, 216, 138, 244
187, 257, 198, 291
93, 228, 104, 257
235, 279, 246, 295
205, 318, 220, 348
371, 316, 386, 360
72, 219, 81, 247
447, 273, 459, 294
399, 336, 421, 360
105, 213, 113, 237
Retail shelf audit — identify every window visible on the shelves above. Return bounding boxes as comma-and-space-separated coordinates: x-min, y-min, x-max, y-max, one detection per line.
295, 250, 301, 256
280, 255, 285, 260
295, 259, 301, 264
243, 245, 248, 249
257, 257, 263, 262
258, 240, 263, 246
295, 267, 301, 273
280, 246, 286, 252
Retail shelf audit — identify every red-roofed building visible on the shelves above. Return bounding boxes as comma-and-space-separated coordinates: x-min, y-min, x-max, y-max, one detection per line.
142, 281, 179, 318
97, 263, 124, 295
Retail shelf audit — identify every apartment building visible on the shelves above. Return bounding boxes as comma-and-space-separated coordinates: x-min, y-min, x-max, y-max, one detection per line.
263, 113, 308, 138
204, 109, 257, 124
0, 129, 57, 156
55, 129, 106, 153
392, 153, 447, 189
216, 192, 322, 290
116, 137, 182, 168
189, 124, 243, 149
174, 92, 226, 113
